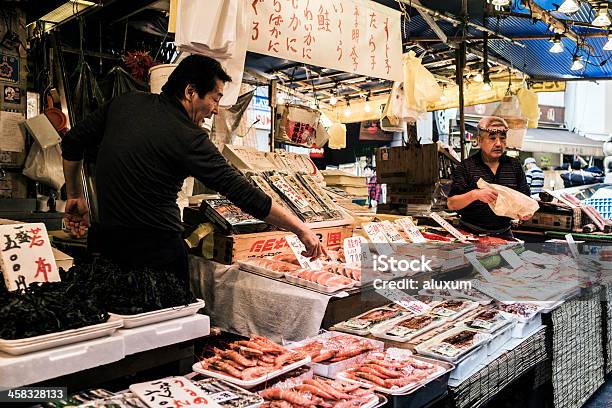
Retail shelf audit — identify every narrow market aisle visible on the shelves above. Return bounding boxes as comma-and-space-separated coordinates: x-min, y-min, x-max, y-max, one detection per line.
584, 378, 612, 408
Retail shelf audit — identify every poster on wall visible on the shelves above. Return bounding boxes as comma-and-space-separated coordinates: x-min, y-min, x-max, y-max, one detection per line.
3, 85, 21, 104
0, 53, 19, 83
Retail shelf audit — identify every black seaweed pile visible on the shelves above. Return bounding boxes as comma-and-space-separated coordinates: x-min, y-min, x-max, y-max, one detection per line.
0, 258, 196, 339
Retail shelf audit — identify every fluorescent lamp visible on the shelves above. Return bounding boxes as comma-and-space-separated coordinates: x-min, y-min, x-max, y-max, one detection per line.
491, 0, 510, 6
550, 36, 564, 53
344, 105, 352, 117
329, 95, 337, 105
592, 7, 611, 27
483, 81, 493, 91
473, 72, 484, 82
33, 1, 97, 32
364, 101, 372, 113
571, 56, 584, 71
558, 0, 580, 14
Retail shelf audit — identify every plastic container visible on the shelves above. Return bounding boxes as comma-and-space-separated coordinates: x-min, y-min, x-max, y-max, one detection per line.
149, 64, 177, 93
0, 316, 123, 356
458, 310, 513, 334
332, 308, 408, 336
582, 198, 612, 219
429, 300, 480, 321
284, 272, 356, 294
386, 357, 453, 408
239, 260, 288, 279
192, 355, 311, 389
415, 328, 492, 363
511, 313, 542, 338
371, 315, 446, 343
0, 335, 125, 389
110, 299, 205, 328
485, 322, 515, 356
286, 332, 385, 379
117, 314, 210, 355
447, 344, 488, 381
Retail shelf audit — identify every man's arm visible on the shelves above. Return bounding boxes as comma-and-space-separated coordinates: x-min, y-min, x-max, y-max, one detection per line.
63, 159, 89, 237
447, 162, 497, 210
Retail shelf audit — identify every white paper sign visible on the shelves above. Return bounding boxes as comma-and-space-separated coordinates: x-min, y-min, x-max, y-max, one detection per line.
375, 289, 429, 315
0, 223, 59, 291
565, 233, 580, 258
379, 220, 407, 244
271, 179, 310, 211
363, 222, 393, 255
429, 212, 469, 243
248, 0, 403, 82
285, 234, 323, 270
343, 236, 370, 267
130, 376, 222, 408
500, 249, 524, 269
0, 111, 25, 153
465, 252, 495, 283
395, 218, 426, 243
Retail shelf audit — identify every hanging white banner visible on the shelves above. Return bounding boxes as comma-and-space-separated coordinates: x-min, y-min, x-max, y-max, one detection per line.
248, 0, 403, 81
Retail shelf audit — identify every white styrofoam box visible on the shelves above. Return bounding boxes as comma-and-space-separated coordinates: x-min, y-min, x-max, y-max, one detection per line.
0, 335, 124, 390
117, 314, 210, 355
512, 313, 542, 339
485, 322, 515, 356
448, 345, 488, 382
110, 299, 205, 328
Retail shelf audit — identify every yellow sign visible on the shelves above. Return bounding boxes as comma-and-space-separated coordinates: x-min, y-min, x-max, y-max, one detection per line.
528, 81, 566, 93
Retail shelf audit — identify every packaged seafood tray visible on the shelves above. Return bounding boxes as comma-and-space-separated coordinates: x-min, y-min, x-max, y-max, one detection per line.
414, 328, 492, 363
286, 332, 384, 379
110, 299, 205, 328
319, 260, 363, 286
385, 356, 453, 408
193, 336, 312, 389
429, 300, 480, 321
193, 378, 265, 408
331, 308, 408, 336
285, 269, 357, 294
458, 309, 513, 334
239, 258, 300, 279
371, 315, 446, 343
336, 349, 454, 395
496, 302, 543, 323
258, 375, 383, 408
0, 315, 123, 356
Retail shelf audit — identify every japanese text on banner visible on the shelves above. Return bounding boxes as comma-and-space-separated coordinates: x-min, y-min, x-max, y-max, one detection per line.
249, 0, 402, 81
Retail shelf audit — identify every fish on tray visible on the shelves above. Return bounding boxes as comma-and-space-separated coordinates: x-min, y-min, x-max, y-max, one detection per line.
291, 335, 378, 363
287, 269, 356, 289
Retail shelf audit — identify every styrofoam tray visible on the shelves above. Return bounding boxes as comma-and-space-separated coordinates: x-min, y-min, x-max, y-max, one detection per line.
485, 322, 515, 356
332, 308, 408, 336
371, 315, 446, 343
285, 272, 356, 294
286, 332, 384, 379
116, 314, 210, 355
0, 335, 125, 390
110, 299, 205, 328
415, 328, 492, 363
0, 316, 123, 355
497, 303, 543, 323
336, 353, 452, 395
239, 260, 291, 279
429, 301, 480, 321
458, 311, 513, 334
192, 355, 311, 389
447, 344, 488, 381
512, 313, 542, 339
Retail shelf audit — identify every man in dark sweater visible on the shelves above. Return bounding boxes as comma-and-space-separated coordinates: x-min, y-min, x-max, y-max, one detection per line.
62, 55, 325, 282
447, 116, 531, 239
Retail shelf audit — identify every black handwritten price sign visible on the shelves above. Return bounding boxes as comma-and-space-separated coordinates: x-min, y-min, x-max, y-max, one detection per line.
0, 223, 59, 291
130, 377, 222, 408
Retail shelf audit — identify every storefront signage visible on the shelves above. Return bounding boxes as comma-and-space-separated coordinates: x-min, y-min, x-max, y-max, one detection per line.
309, 146, 324, 158
0, 223, 59, 291
248, 0, 403, 81
529, 81, 566, 93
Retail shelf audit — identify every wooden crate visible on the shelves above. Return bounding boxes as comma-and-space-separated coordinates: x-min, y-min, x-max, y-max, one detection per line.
376, 144, 439, 184
212, 225, 353, 264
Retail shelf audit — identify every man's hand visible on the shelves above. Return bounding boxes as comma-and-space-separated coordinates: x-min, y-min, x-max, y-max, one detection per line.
64, 197, 90, 238
297, 227, 328, 261
472, 188, 498, 204
519, 214, 532, 221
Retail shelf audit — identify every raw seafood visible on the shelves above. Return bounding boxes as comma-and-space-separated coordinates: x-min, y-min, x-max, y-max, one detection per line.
242, 258, 300, 273
291, 334, 378, 363
287, 269, 356, 288
199, 337, 307, 381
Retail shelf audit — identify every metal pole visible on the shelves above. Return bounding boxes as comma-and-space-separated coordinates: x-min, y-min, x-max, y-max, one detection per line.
269, 79, 277, 152
458, 0, 468, 161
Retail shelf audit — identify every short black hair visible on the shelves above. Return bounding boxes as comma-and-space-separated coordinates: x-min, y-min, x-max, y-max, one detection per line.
161, 55, 232, 100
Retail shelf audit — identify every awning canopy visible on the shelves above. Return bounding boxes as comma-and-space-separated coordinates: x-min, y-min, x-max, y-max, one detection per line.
523, 128, 604, 157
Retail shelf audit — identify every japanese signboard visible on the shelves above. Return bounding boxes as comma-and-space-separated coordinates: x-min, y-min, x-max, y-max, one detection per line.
0, 223, 59, 291
130, 376, 222, 408
248, 0, 403, 81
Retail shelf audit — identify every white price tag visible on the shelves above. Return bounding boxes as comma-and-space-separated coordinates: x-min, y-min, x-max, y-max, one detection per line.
379, 221, 407, 244
130, 377, 222, 408
395, 218, 427, 243
465, 252, 496, 283
429, 212, 469, 243
375, 289, 430, 315
363, 223, 393, 255
285, 234, 323, 270
500, 249, 524, 269
343, 236, 371, 267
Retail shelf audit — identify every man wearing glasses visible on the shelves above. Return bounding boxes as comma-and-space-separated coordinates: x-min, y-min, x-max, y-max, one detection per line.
447, 116, 531, 240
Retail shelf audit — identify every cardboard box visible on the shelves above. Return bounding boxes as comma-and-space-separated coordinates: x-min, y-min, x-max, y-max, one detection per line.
211, 225, 353, 264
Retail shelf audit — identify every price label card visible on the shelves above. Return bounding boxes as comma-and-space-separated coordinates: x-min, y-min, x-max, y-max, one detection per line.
343, 236, 371, 267
210, 391, 239, 403
395, 218, 427, 243
271, 179, 310, 211
363, 223, 393, 255
429, 212, 469, 243
565, 233, 580, 258
130, 377, 222, 408
500, 249, 524, 269
379, 221, 407, 244
465, 252, 495, 283
0, 223, 59, 291
375, 288, 430, 315
285, 235, 323, 270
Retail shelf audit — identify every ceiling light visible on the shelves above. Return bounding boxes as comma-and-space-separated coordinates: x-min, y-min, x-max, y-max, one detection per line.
491, 0, 511, 6
550, 35, 564, 53
329, 95, 338, 105
344, 100, 352, 117
558, 0, 580, 14
31, 1, 98, 32
473, 72, 484, 82
483, 81, 493, 91
364, 101, 372, 113
604, 33, 612, 51
592, 6, 611, 27
571, 55, 584, 71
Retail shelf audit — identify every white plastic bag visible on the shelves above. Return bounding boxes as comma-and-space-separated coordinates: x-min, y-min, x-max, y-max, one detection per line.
477, 178, 539, 220
23, 142, 65, 191
403, 51, 443, 120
